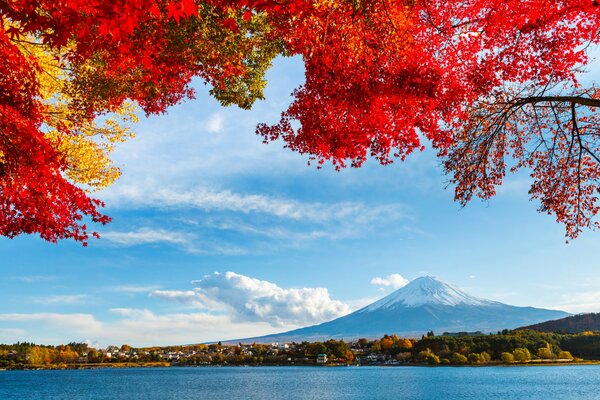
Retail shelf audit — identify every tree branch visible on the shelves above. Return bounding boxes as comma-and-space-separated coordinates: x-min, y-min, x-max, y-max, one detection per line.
513, 96, 600, 108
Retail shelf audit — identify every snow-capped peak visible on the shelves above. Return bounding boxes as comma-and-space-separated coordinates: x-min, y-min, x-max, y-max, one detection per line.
363, 276, 493, 311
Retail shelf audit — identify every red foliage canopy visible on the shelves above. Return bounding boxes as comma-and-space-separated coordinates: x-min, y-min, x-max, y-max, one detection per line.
1, 0, 600, 242
0, 0, 259, 243
258, 0, 599, 166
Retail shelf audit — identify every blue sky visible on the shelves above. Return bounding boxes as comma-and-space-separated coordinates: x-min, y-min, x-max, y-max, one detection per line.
1, 55, 600, 347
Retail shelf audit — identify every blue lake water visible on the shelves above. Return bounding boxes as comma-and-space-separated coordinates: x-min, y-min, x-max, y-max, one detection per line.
1, 365, 599, 399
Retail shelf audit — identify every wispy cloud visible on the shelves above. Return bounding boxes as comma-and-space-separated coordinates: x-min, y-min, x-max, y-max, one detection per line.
110, 285, 162, 294
371, 274, 409, 289
99, 226, 246, 254
11, 275, 57, 283
104, 309, 278, 345
0, 310, 279, 347
201, 218, 362, 243
97, 186, 408, 253
0, 313, 103, 332
151, 271, 351, 327
29, 295, 89, 305
101, 228, 192, 247
106, 186, 405, 225
149, 290, 196, 301
551, 291, 600, 313
0, 328, 26, 336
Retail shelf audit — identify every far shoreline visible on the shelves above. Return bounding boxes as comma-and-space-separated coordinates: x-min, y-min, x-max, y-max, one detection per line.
4, 360, 600, 371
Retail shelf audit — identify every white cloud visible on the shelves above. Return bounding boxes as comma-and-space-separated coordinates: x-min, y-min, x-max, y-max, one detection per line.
11, 275, 57, 283
101, 227, 192, 247
0, 313, 103, 332
151, 271, 351, 327
105, 186, 404, 225
96, 189, 407, 253
99, 227, 247, 255
148, 290, 198, 303
551, 291, 600, 313
206, 113, 224, 133
0, 328, 26, 336
104, 309, 276, 344
149, 289, 225, 311
0, 310, 280, 347
370, 274, 409, 289
29, 295, 89, 305
201, 218, 360, 243
110, 285, 162, 294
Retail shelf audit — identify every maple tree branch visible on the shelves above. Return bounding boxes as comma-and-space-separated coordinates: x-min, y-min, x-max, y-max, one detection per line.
513, 96, 600, 108
572, 103, 584, 221
8, 37, 45, 46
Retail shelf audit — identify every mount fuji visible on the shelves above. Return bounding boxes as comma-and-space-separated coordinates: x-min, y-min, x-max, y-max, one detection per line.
237, 276, 569, 343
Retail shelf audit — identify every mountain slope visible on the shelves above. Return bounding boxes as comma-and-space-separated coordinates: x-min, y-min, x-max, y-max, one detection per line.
235, 276, 570, 343
519, 313, 600, 333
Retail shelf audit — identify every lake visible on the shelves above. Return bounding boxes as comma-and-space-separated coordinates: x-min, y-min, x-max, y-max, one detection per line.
1, 365, 598, 399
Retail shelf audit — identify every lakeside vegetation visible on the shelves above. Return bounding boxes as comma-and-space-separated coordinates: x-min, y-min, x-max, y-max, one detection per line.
2, 330, 600, 370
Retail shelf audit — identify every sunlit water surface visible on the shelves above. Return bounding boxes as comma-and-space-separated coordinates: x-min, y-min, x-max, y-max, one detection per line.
1, 365, 597, 399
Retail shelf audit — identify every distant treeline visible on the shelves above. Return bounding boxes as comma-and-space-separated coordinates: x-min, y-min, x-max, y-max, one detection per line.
2, 330, 600, 369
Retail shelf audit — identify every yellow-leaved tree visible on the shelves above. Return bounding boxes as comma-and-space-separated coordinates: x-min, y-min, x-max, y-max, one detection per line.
12, 31, 138, 191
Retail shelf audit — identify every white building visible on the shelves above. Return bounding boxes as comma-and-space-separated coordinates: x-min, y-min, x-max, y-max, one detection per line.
316, 354, 328, 364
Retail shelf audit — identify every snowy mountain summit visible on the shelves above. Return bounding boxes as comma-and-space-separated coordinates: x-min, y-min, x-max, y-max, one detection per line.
364, 276, 494, 310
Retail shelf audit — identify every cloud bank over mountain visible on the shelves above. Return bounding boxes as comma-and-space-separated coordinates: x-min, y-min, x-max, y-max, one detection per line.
152, 272, 351, 327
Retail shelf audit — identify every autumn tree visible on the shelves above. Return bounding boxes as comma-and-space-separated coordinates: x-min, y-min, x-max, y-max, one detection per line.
418, 349, 441, 365
558, 350, 574, 360
512, 347, 532, 362
379, 336, 394, 352
0, 0, 281, 243
450, 352, 468, 365
258, 0, 600, 238
467, 352, 482, 364
537, 346, 554, 360
500, 351, 515, 363
2, 0, 600, 242
397, 338, 413, 350
446, 81, 600, 238
480, 351, 491, 363
306, 341, 328, 356
87, 349, 102, 363
26, 346, 54, 365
